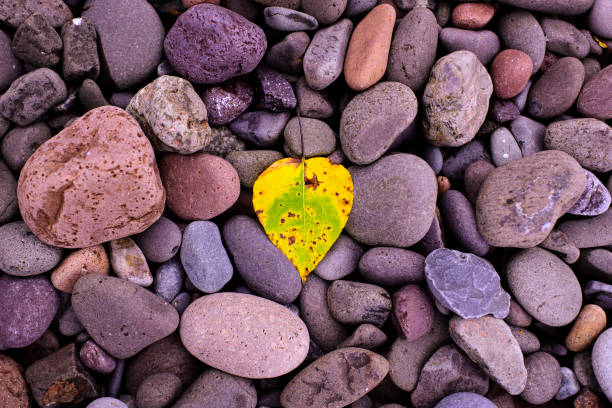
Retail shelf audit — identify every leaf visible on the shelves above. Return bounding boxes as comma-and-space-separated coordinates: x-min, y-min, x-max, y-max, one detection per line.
253, 157, 353, 282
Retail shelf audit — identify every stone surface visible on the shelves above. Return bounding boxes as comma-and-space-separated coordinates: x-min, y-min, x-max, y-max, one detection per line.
51, 245, 109, 293
61, 17, 99, 81
441, 139, 491, 181
566, 304, 607, 352
266, 31, 310, 75
498, 10, 545, 74
78, 79, 108, 112
1, 121, 52, 172
0, 355, 29, 408
449, 316, 527, 395
490, 99, 520, 123
11, 13, 62, 67
79, 340, 116, 375
284, 117, 336, 158
280, 348, 389, 408
439, 28, 500, 65
108, 238, 152, 286
0, 29, 22, 93
59, 306, 84, 337
87, 398, 127, 408
434, 392, 496, 408
520, 352, 562, 405
314, 234, 362, 281
541, 18, 589, 59
555, 367, 580, 400
425, 248, 510, 319
172, 369, 256, 408
136, 373, 182, 408
346, 154, 437, 247
509, 115, 546, 157
464, 161, 495, 206
558, 209, 612, 248
180, 292, 309, 378
154, 259, 184, 303
256, 65, 296, 111
132, 216, 182, 264
475, 150, 586, 248
507, 248, 582, 327
452, 3, 494, 30
295, 78, 335, 118
230, 110, 291, 147
593, 328, 612, 401
328, 280, 392, 327
392, 285, 434, 342
438, 190, 489, 256
201, 79, 254, 126
72, 275, 179, 359
337, 324, 387, 350
568, 170, 611, 216
491, 49, 532, 99
423, 51, 492, 147
359, 247, 425, 287
496, 0, 594, 15
126, 75, 211, 154
510, 326, 540, 354
264, 7, 318, 31
226, 149, 282, 187
540, 229, 581, 264
0, 0, 72, 29
301, 0, 346, 24
577, 65, 612, 121
490, 127, 522, 167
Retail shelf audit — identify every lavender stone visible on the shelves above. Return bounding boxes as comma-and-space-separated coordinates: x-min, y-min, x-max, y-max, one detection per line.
201, 78, 254, 126
568, 170, 611, 216
80, 340, 117, 374
256, 65, 297, 112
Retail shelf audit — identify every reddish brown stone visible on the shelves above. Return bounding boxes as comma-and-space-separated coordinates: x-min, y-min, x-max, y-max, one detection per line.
452, 3, 495, 30
491, 49, 532, 99
0, 355, 29, 408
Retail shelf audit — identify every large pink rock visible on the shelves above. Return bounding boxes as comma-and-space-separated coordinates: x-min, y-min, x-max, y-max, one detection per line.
18, 106, 165, 248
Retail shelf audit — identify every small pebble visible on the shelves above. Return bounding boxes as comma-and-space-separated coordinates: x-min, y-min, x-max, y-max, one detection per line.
520, 352, 562, 405
264, 7, 318, 31
328, 280, 392, 327
80, 340, 117, 374
451, 3, 494, 30
109, 238, 153, 287
555, 367, 580, 400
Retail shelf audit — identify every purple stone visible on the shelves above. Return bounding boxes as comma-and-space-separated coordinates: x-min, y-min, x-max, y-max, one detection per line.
256, 65, 297, 112
425, 248, 510, 319
568, 169, 611, 216
80, 340, 117, 374
490, 98, 520, 123
201, 78, 254, 126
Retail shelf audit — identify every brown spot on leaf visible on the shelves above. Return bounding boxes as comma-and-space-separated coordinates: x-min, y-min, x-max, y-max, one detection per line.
288, 236, 296, 245
305, 173, 320, 190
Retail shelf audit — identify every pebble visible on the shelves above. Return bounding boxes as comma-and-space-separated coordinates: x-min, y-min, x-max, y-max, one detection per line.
423, 51, 492, 147
451, 316, 527, 395
0, 29, 22, 92
50, 245, 109, 293
328, 280, 392, 326
510, 326, 540, 354
18, 106, 165, 248
295, 77, 335, 118
439, 190, 490, 256
497, 10, 545, 74
256, 65, 296, 111
340, 82, 418, 164
566, 304, 607, 352
171, 292, 191, 315
463, 161, 495, 205
439, 28, 500, 65
59, 306, 84, 336
136, 373, 182, 408
343, 4, 395, 91
0, 355, 29, 408
509, 115, 546, 157
452, 3, 494, 30
61, 17, 99, 81
230, 110, 291, 146
11, 13, 62, 67
588, 0, 612, 39
165, 4, 266, 84
441, 140, 492, 181
300, 274, 350, 351
226, 150, 283, 187
0, 0, 72, 29
507, 248, 582, 327
266, 31, 309, 75
345, 0, 376, 16
255, 0, 300, 9
359, 247, 424, 287
422, 144, 443, 175
0, 68, 67, 126
541, 18, 590, 59
0, 221, 63, 277
347, 154, 437, 247
80, 340, 117, 374
386, 7, 439, 93
575, 249, 612, 282
72, 275, 179, 359
127, 75, 211, 154
555, 367, 580, 400
284, 117, 336, 158
520, 352, 562, 404
573, 350, 598, 389
160, 153, 240, 220
280, 348, 389, 407
303, 19, 353, 90
302, 0, 346, 24
425, 248, 510, 319
83, 0, 163, 89
173, 369, 256, 408
86, 398, 128, 408
109, 238, 152, 286
180, 292, 309, 378
568, 170, 611, 216
496, 0, 594, 15
491, 50, 532, 99
475, 150, 586, 248
264, 7, 318, 31
490, 127, 522, 167
411, 344, 489, 408
592, 328, 612, 401
314, 233, 362, 281
180, 221, 233, 293
577, 65, 612, 121
1, 121, 51, 172
528, 57, 585, 119
490, 99, 519, 124
558, 208, 612, 248
418, 209, 446, 255
132, 217, 181, 264
223, 215, 302, 304
201, 78, 254, 126
195, 127, 244, 156
392, 285, 433, 341
78, 79, 109, 112
433, 393, 496, 408
338, 324, 387, 350
512, 79, 532, 111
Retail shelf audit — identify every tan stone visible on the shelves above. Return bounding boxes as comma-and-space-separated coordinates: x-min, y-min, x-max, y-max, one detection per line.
109, 237, 152, 287
566, 304, 607, 352
51, 245, 109, 293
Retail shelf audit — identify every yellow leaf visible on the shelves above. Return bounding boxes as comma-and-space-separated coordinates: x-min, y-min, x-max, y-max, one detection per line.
253, 157, 353, 282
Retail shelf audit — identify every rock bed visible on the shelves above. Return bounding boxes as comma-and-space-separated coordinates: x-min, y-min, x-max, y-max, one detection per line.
0, 0, 611, 407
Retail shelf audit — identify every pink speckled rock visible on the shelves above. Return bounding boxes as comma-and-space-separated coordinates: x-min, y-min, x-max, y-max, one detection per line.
452, 3, 495, 30
17, 106, 165, 248
160, 153, 240, 220
491, 49, 532, 99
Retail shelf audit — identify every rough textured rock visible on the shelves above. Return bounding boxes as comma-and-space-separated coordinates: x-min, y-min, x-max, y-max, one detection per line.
577, 64, 612, 120
0, 0, 72, 29
255, 65, 296, 112
452, 3, 494, 29
0, 29, 21, 93
434, 392, 497, 408
566, 304, 607, 352
201, 78, 254, 126
328, 280, 392, 327
266, 31, 309, 75
338, 324, 387, 350
108, 238, 152, 286
423, 51, 493, 147
172, 369, 256, 408
136, 373, 182, 408
263, 7, 318, 31
79, 340, 116, 374
61, 17, 99, 81
18, 106, 165, 248
592, 328, 612, 401
284, 117, 336, 158
541, 18, 589, 59
0, 355, 29, 408
558, 208, 612, 248
568, 170, 611, 216
11, 13, 62, 67
391, 284, 433, 342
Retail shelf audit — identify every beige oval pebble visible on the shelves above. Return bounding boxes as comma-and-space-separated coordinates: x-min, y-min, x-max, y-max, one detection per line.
180, 292, 309, 379
566, 304, 607, 352
51, 245, 109, 293
109, 237, 152, 287
343, 4, 395, 91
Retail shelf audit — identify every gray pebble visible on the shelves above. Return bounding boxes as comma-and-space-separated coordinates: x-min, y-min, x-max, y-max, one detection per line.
568, 169, 611, 216
588, 0, 612, 39
154, 258, 184, 303
0, 121, 51, 172
226, 149, 282, 188
133, 216, 182, 263
555, 367, 580, 400
171, 292, 191, 315
521, 352, 562, 405
583, 57, 602, 82
0, 159, 18, 224
61, 17, 100, 81
78, 78, 109, 112
284, 116, 336, 158
490, 127, 522, 167
306, 20, 353, 92
438, 190, 490, 256
512, 79, 532, 112
80, 339, 117, 374
59, 306, 84, 336
11, 14, 62, 67
86, 398, 128, 408
328, 280, 391, 327
509, 115, 546, 157
439, 28, 500, 65
264, 7, 318, 31
359, 247, 424, 287
203, 126, 246, 157
230, 110, 290, 147
421, 145, 443, 175
510, 325, 541, 354
337, 324, 387, 350
573, 350, 599, 390
441, 140, 492, 181
434, 392, 496, 408
109, 92, 133, 109
558, 208, 612, 248
265, 32, 310, 75
314, 233, 362, 281
136, 372, 182, 408
296, 77, 335, 118
541, 17, 590, 59
302, 0, 346, 25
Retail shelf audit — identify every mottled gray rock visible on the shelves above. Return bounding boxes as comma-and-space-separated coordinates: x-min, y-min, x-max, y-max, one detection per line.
132, 216, 182, 264
283, 117, 337, 158
314, 233, 362, 281
568, 170, 611, 216
439, 28, 500, 65
295, 77, 335, 118
0, 0, 72, 29
541, 18, 589, 59
520, 352, 562, 405
172, 368, 257, 408
441, 140, 491, 181
226, 150, 283, 188
0, 29, 22, 93
11, 13, 62, 67
266, 31, 310, 75
328, 280, 391, 327
509, 116, 546, 157
136, 372, 182, 408
201, 78, 254, 126
80, 340, 116, 374
490, 127, 522, 167
264, 7, 318, 31
498, 10, 545, 74
0, 160, 17, 223
230, 110, 290, 147
558, 208, 612, 248
154, 259, 184, 303
203, 126, 246, 157
256, 65, 296, 112
359, 247, 424, 287
555, 367, 580, 400
510, 326, 541, 354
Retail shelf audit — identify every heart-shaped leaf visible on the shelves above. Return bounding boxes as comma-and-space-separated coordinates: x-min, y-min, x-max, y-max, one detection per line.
253, 157, 353, 281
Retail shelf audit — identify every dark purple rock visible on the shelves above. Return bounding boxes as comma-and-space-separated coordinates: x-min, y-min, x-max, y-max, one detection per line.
0, 29, 22, 93
295, 77, 335, 118
0, 275, 59, 350
0, 0, 72, 29
359, 247, 425, 287
417, 209, 445, 255
0, 121, 52, 172
463, 161, 495, 206
265, 31, 310, 75
425, 248, 510, 319
441, 140, 491, 181
392, 285, 434, 342
438, 190, 489, 257
201, 78, 254, 126
61, 17, 100, 81
256, 65, 297, 112
490, 99, 520, 123
229, 110, 290, 147
11, 13, 62, 67
568, 170, 611, 216
109, 92, 134, 109
132, 216, 182, 264
164, 4, 266, 84
80, 340, 117, 374
509, 115, 546, 157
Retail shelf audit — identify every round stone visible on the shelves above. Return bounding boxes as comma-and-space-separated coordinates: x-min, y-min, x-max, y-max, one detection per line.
593, 328, 612, 401
226, 150, 283, 188
172, 369, 257, 408
266, 32, 310, 75
263, 7, 318, 31
201, 78, 254, 126
1, 121, 52, 172
284, 117, 336, 158
439, 28, 500, 65
301, 0, 346, 25
50, 245, 109, 293
452, 3, 495, 29
520, 352, 562, 405
136, 373, 182, 408
497, 10, 545, 74
359, 247, 425, 287
491, 49, 532, 99
86, 398, 128, 408
541, 17, 589, 59
132, 216, 182, 264
392, 285, 434, 341
577, 65, 612, 120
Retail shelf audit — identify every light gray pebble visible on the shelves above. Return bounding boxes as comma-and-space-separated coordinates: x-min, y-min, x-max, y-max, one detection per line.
314, 233, 362, 281
421, 145, 443, 174
509, 116, 546, 157
154, 258, 184, 303
490, 127, 522, 166
86, 398, 128, 408
264, 7, 318, 31
230, 110, 290, 147
439, 28, 500, 65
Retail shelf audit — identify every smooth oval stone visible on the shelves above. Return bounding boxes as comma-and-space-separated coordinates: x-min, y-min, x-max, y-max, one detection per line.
541, 18, 589, 59
172, 368, 256, 408
498, 10, 545, 74
78, 78, 109, 111
154, 258, 184, 303
496, 0, 594, 15
82, 0, 163, 89
392, 285, 434, 341
386, 7, 439, 93
476, 150, 586, 248
490, 127, 522, 167
11, 13, 62, 67
434, 392, 497, 408
359, 247, 424, 287
201, 78, 254, 126
425, 248, 510, 319
555, 367, 580, 400
566, 304, 607, 352
343, 4, 395, 91
136, 372, 182, 408
557, 208, 612, 248
509, 115, 546, 157
0, 29, 22, 92
132, 216, 182, 264
442, 140, 492, 181
0, 275, 59, 350
302, 0, 346, 24
589, 0, 612, 38
180, 292, 309, 378
223, 215, 302, 304
593, 328, 612, 401
284, 116, 336, 158
1, 122, 52, 172
577, 65, 612, 121
165, 4, 266, 84
438, 190, 489, 256
422, 144, 443, 175
314, 233, 362, 281
18, 106, 165, 248
439, 28, 500, 65
346, 153, 437, 247
521, 352, 562, 404
340, 82, 418, 165
507, 248, 582, 327
264, 7, 318, 31
338, 323, 387, 349
80, 339, 116, 374
450, 316, 527, 395
296, 77, 335, 118
58, 306, 84, 337
226, 150, 283, 187
452, 3, 495, 30
126, 75, 211, 154
328, 280, 391, 327
280, 348, 389, 408
464, 161, 495, 206
345, 0, 376, 16
72, 275, 179, 359
423, 51, 492, 147
0, 221, 63, 276
568, 170, 611, 216
160, 153, 239, 220
230, 110, 291, 147
266, 31, 309, 75
109, 237, 152, 286
491, 49, 532, 99
528, 57, 584, 119
180, 221, 232, 293
0, 355, 29, 407
303, 19, 353, 90
87, 398, 128, 408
